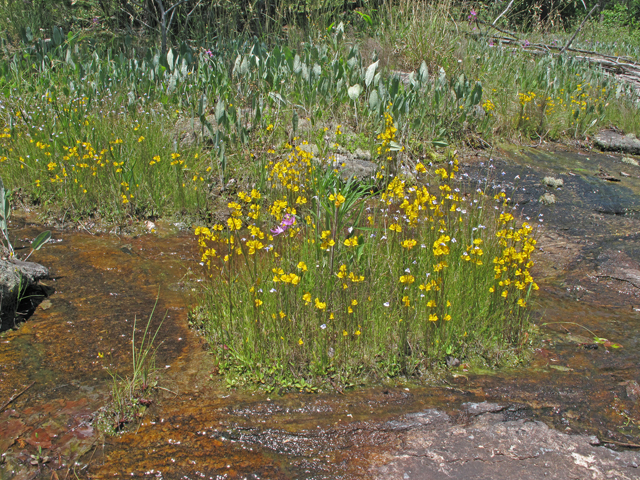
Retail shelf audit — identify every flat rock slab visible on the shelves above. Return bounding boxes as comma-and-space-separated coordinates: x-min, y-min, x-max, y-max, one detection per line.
373, 410, 640, 479
594, 130, 640, 155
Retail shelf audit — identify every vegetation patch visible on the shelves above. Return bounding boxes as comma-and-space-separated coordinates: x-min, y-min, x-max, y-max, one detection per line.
192, 113, 538, 391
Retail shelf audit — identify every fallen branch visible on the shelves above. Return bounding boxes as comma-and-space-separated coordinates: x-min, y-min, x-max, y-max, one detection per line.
0, 381, 35, 413
602, 438, 640, 448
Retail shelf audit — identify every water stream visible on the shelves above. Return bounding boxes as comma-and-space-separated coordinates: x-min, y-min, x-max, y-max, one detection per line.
1, 145, 640, 478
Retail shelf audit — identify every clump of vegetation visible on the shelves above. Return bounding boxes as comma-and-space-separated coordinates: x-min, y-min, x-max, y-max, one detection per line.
191, 112, 538, 391
95, 302, 164, 434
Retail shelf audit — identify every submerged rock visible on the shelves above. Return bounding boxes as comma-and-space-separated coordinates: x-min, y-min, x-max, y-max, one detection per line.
594, 130, 640, 154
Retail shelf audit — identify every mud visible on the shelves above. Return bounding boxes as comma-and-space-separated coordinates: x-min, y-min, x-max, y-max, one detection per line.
1, 144, 640, 479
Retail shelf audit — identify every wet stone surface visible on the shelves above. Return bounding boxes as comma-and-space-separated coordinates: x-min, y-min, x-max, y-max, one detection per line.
1, 144, 640, 478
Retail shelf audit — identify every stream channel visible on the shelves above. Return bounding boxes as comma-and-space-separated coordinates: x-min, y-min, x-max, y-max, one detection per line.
2, 145, 640, 479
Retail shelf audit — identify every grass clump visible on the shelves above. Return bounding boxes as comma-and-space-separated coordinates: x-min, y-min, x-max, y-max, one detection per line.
192, 112, 538, 392
95, 301, 164, 434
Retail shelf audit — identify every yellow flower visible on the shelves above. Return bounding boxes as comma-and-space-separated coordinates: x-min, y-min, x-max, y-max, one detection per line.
344, 237, 358, 247
428, 314, 438, 322
298, 338, 304, 345
138, 136, 145, 142
351, 299, 358, 306
254, 299, 263, 307
443, 314, 452, 321
314, 298, 327, 310
389, 223, 402, 233
401, 239, 417, 249
303, 293, 312, 305
297, 261, 308, 272
399, 275, 415, 284
517, 298, 527, 307
343, 330, 348, 336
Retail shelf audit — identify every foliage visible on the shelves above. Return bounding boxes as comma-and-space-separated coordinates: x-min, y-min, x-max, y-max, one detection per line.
95, 298, 164, 435
192, 120, 538, 391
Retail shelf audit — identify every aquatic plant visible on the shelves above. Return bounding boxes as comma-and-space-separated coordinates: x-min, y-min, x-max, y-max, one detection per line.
95, 297, 165, 434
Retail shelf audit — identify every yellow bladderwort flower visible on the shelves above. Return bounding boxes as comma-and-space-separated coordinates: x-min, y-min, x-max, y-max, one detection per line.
303, 293, 312, 305
344, 237, 358, 247
389, 223, 402, 233
138, 136, 145, 142
329, 193, 346, 207
254, 299, 263, 307
429, 314, 438, 322
399, 274, 415, 284
343, 330, 348, 336
297, 261, 308, 272
401, 239, 417, 249
517, 298, 527, 307
298, 338, 303, 345
314, 298, 327, 310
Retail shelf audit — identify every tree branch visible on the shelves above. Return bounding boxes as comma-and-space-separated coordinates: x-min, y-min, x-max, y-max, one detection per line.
560, 3, 600, 54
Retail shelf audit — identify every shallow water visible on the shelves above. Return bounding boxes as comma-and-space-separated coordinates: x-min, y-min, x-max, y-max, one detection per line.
1, 145, 640, 478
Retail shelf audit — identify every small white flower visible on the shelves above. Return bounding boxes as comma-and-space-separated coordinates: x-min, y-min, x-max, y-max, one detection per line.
269, 288, 276, 293
320, 324, 327, 330
383, 302, 390, 307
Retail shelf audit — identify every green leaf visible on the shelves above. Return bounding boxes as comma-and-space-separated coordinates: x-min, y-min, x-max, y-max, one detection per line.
368, 90, 380, 110
432, 138, 449, 148
348, 84, 362, 101
365, 61, 378, 87
31, 231, 51, 251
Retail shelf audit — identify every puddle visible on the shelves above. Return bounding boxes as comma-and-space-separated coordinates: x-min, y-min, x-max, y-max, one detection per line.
1, 145, 639, 478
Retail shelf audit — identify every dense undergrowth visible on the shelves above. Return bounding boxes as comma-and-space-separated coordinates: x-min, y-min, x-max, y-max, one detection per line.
0, 0, 639, 388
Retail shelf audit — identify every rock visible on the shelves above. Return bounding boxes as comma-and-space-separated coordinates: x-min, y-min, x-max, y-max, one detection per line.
372, 411, 640, 479
331, 153, 378, 182
446, 355, 460, 367
539, 192, 556, 205
625, 380, 640, 400
542, 176, 563, 188
298, 143, 319, 156
622, 156, 639, 166
1, 258, 49, 329
462, 402, 505, 415
172, 115, 217, 148
594, 130, 640, 155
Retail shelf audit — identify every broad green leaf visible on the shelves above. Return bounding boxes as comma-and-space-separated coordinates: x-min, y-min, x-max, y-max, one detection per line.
365, 60, 378, 87
368, 90, 380, 110
215, 98, 225, 122
389, 140, 402, 151
32, 231, 51, 251
348, 84, 362, 101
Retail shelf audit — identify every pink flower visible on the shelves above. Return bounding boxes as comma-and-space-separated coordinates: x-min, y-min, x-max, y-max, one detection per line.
271, 214, 296, 236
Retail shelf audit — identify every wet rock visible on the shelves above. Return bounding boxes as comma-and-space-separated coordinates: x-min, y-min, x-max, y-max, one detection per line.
622, 156, 639, 167
539, 192, 556, 205
404, 409, 451, 426
373, 412, 640, 479
594, 130, 640, 154
1, 258, 49, 327
542, 176, 563, 189
463, 402, 505, 415
625, 380, 640, 400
